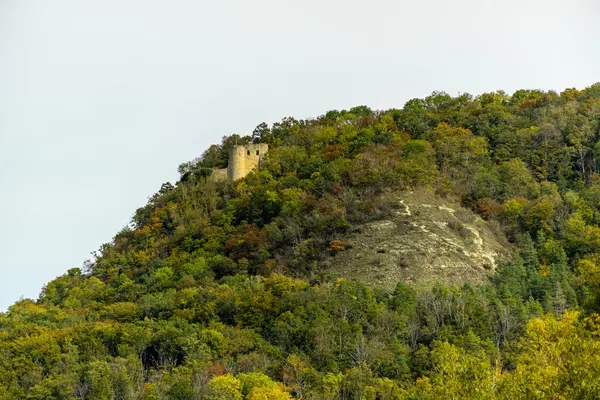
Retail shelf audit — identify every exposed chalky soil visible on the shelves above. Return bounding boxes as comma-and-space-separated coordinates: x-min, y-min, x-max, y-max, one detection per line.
329, 188, 512, 289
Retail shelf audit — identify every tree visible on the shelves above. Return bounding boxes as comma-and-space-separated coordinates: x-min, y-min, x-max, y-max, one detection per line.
206, 375, 242, 400
247, 387, 293, 400
252, 122, 271, 143
430, 123, 488, 189
499, 312, 600, 399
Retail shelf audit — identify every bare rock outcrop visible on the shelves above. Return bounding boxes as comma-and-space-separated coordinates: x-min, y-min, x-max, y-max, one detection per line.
329, 189, 511, 289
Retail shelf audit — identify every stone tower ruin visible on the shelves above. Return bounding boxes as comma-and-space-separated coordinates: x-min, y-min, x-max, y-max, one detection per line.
227, 143, 269, 180
211, 143, 269, 182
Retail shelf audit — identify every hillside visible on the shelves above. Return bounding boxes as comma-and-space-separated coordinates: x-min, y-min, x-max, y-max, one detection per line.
2, 85, 600, 399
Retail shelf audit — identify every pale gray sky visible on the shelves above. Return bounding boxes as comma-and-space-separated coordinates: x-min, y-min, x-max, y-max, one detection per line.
0, 0, 598, 310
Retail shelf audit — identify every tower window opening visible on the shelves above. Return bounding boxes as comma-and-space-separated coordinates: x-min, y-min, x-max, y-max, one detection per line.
247, 150, 251, 156
256, 150, 260, 156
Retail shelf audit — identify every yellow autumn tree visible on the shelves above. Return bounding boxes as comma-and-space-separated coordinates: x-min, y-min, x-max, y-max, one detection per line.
206, 374, 242, 400
413, 341, 499, 400
498, 312, 600, 399
247, 386, 293, 400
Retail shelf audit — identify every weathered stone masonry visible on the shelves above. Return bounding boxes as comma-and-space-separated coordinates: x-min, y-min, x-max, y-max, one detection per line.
211, 143, 269, 181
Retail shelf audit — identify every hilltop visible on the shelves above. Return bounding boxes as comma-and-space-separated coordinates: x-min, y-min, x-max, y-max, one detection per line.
2, 85, 600, 399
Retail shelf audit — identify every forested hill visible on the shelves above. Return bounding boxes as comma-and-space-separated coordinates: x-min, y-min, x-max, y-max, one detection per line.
3, 85, 600, 399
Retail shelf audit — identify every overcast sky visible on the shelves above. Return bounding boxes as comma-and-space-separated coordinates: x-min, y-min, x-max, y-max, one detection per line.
0, 0, 599, 311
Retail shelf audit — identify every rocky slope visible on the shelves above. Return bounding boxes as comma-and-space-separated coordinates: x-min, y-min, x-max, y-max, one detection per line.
329, 189, 511, 289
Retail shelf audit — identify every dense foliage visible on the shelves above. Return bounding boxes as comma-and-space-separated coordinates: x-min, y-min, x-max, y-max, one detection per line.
3, 84, 600, 399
